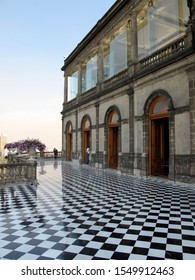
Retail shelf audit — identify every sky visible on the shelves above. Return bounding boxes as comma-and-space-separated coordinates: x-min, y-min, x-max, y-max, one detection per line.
0, 0, 116, 151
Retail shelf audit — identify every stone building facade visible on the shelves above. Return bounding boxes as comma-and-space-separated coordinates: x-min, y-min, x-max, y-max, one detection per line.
61, 0, 195, 183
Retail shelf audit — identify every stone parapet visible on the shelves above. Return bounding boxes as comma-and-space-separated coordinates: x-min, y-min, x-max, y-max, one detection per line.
0, 154, 37, 185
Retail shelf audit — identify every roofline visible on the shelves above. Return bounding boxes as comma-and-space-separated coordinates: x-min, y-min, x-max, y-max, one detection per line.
61, 0, 130, 71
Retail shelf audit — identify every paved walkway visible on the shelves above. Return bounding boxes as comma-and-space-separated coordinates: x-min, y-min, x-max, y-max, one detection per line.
0, 160, 195, 260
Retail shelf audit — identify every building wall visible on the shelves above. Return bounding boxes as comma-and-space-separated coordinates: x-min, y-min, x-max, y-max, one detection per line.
133, 56, 193, 181
61, 0, 195, 183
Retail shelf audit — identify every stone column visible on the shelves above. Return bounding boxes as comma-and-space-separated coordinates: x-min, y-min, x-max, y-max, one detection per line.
128, 11, 138, 76
61, 116, 65, 159
187, 1, 195, 182
95, 102, 99, 167
64, 75, 68, 103
77, 63, 82, 96
130, 11, 138, 63
97, 41, 104, 91
62, 72, 68, 159
127, 20, 131, 66
188, 67, 195, 182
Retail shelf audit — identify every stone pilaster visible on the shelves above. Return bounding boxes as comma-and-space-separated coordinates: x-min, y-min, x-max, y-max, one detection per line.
128, 89, 134, 154
168, 110, 176, 181
141, 114, 149, 177
128, 88, 134, 173
95, 102, 99, 165
77, 63, 82, 96
188, 67, 195, 180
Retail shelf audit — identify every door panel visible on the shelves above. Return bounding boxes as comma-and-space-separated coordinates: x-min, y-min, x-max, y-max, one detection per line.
108, 127, 118, 169
67, 133, 72, 161
151, 118, 169, 176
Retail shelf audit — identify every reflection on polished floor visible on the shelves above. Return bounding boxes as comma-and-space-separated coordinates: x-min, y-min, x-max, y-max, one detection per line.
1, 160, 195, 260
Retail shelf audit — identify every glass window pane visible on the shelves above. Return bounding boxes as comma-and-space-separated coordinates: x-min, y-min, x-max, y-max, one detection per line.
110, 113, 119, 124
138, 0, 189, 60
67, 70, 78, 101
103, 47, 110, 79
103, 26, 128, 80
84, 119, 90, 129
138, 8, 149, 59
157, 0, 180, 47
82, 54, 97, 93
68, 123, 72, 132
153, 101, 168, 114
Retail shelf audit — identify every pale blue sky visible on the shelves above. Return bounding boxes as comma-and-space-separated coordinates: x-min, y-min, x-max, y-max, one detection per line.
0, 0, 116, 150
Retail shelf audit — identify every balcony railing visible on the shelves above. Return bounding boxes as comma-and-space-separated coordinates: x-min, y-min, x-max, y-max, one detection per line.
0, 151, 62, 185
0, 155, 37, 185
139, 33, 192, 70
62, 30, 194, 109
103, 69, 129, 90
36, 151, 62, 158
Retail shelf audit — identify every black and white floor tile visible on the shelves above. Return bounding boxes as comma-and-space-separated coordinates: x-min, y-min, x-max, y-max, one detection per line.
1, 159, 195, 260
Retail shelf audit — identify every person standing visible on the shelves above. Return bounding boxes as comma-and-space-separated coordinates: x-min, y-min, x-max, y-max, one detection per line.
53, 148, 58, 159
86, 147, 90, 164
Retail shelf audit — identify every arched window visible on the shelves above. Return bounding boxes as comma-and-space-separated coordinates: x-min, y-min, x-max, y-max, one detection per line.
83, 118, 90, 130
108, 111, 119, 126
67, 122, 72, 133
153, 101, 169, 114
149, 97, 169, 119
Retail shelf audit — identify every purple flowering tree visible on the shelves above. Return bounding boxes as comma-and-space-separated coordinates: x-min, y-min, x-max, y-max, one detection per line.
4, 142, 18, 150
5, 138, 46, 153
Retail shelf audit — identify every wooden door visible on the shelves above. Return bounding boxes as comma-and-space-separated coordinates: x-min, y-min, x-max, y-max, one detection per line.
67, 133, 72, 161
66, 122, 72, 161
108, 126, 118, 169
151, 118, 169, 176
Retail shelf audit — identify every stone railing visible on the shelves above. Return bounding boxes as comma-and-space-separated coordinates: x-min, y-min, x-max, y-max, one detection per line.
103, 69, 129, 89
36, 151, 62, 158
139, 32, 192, 70
0, 154, 37, 185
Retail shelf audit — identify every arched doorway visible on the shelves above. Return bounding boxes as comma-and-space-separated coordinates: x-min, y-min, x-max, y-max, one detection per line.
82, 117, 90, 164
66, 122, 72, 161
108, 110, 119, 169
149, 97, 169, 176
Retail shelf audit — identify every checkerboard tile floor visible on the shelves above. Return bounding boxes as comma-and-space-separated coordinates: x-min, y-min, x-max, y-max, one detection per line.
1, 159, 195, 260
